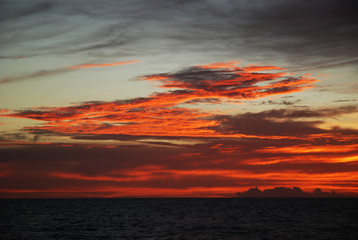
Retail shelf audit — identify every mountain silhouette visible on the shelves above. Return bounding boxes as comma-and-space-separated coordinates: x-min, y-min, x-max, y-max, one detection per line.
236, 187, 353, 198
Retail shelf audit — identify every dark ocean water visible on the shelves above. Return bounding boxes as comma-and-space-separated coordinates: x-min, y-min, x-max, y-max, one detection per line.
1, 198, 357, 239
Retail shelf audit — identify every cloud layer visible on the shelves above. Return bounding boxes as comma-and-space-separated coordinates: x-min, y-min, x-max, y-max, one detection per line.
1, 0, 357, 69
4, 62, 318, 138
1, 61, 358, 197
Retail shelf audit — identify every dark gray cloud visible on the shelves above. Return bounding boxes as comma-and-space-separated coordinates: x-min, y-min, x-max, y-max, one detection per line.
334, 99, 358, 103
0, 59, 138, 84
1, 0, 356, 69
0, 131, 35, 142
142, 64, 317, 100
149, 67, 240, 86
214, 114, 324, 136
241, 106, 358, 119
0, 1, 56, 20
260, 100, 299, 106
211, 106, 358, 136
0, 68, 68, 85
230, 0, 358, 67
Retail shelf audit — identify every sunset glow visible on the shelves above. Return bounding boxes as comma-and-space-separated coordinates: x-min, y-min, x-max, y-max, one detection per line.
1, 0, 357, 198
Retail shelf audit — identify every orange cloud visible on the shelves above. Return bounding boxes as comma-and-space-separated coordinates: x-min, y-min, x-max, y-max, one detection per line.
141, 62, 317, 102
67, 60, 139, 69
243, 66, 286, 72
8, 61, 357, 198
3, 61, 319, 139
51, 172, 150, 182
0, 186, 245, 198
0, 140, 52, 147
195, 60, 241, 69
1, 138, 358, 198
13, 165, 358, 197
258, 144, 358, 155
0, 109, 9, 114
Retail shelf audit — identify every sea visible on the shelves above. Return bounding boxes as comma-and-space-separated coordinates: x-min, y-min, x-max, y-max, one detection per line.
1, 198, 357, 239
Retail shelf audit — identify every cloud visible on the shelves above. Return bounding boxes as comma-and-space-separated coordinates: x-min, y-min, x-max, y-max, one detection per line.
1, 0, 356, 69
2, 60, 358, 197
0, 69, 69, 85
334, 99, 358, 103
243, 66, 286, 72
259, 99, 301, 106
67, 60, 139, 69
1, 130, 358, 197
0, 60, 139, 85
236, 106, 358, 119
0, 1, 56, 20
2, 61, 318, 138
210, 106, 358, 139
0, 131, 39, 143
1, 1, 358, 198
212, 114, 324, 137
0, 55, 31, 59
218, 0, 358, 69
142, 61, 318, 101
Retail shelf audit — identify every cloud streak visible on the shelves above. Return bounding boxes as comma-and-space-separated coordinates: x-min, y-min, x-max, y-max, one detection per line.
67, 60, 139, 69
0, 60, 139, 85
1, 0, 356, 69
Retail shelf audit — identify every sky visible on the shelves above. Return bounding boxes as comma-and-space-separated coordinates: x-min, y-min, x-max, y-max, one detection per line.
0, 0, 358, 198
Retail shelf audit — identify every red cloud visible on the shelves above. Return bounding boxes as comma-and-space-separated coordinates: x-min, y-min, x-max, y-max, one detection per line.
7, 61, 357, 198
243, 66, 286, 72
141, 62, 318, 101
3, 61, 319, 139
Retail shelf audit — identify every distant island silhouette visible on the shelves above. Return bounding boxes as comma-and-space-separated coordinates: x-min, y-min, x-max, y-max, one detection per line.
236, 187, 357, 198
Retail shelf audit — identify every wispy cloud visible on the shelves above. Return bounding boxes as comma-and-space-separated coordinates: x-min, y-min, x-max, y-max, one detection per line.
1, 1, 356, 69
0, 60, 139, 85
67, 60, 139, 69
0, 69, 67, 85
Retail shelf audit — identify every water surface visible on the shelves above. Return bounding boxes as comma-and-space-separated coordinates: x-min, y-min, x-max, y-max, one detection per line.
1, 198, 357, 239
